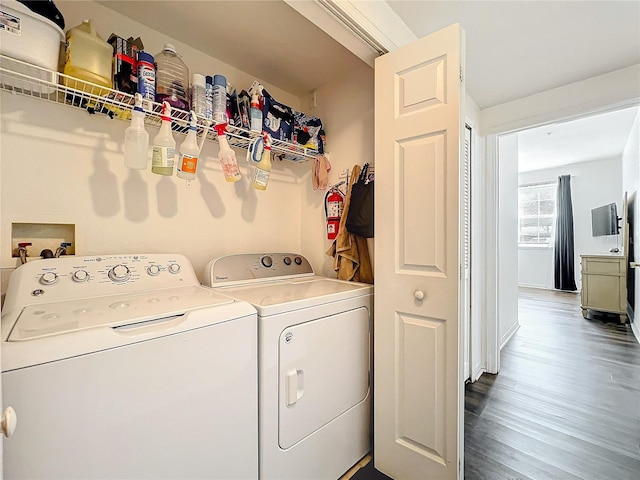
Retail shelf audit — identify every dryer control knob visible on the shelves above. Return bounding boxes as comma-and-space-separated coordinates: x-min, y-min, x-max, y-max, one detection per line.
261, 256, 273, 268
294, 256, 302, 265
168, 263, 181, 274
39, 272, 59, 285
108, 265, 130, 282
283, 256, 292, 266
72, 270, 89, 283
147, 265, 161, 276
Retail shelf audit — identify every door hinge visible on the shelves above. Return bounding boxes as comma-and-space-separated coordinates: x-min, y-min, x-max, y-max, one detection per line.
459, 66, 463, 82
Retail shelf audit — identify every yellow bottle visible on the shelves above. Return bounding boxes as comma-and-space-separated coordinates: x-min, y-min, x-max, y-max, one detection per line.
252, 134, 272, 190
63, 20, 113, 94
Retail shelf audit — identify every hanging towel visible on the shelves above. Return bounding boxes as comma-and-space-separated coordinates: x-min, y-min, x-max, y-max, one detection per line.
312, 154, 330, 190
326, 164, 373, 284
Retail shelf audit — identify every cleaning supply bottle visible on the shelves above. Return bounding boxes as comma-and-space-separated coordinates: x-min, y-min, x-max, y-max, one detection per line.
214, 124, 241, 182
191, 74, 207, 119
151, 102, 176, 176
63, 19, 112, 92
250, 88, 262, 132
124, 93, 149, 169
252, 134, 272, 190
177, 111, 200, 180
155, 44, 189, 111
212, 74, 227, 124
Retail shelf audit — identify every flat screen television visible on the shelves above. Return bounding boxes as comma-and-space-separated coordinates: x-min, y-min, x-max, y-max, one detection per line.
591, 203, 619, 236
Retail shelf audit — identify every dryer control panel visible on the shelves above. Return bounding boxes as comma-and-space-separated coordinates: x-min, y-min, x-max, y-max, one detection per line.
207, 253, 314, 286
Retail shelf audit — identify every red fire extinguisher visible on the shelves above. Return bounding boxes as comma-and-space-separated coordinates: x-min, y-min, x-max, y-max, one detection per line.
325, 186, 345, 240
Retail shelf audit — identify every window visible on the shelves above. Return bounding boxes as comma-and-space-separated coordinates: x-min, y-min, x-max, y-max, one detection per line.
518, 182, 556, 245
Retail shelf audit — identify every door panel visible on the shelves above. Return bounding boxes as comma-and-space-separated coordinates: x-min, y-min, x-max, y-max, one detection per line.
278, 308, 369, 449
374, 23, 465, 480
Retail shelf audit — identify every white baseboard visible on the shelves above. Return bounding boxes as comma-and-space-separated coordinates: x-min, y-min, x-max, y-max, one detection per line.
499, 321, 520, 350
471, 364, 486, 382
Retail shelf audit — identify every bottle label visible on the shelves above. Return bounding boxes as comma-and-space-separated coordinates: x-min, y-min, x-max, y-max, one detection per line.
152, 146, 175, 168
253, 167, 270, 187
138, 62, 156, 101
221, 158, 241, 180
179, 154, 198, 174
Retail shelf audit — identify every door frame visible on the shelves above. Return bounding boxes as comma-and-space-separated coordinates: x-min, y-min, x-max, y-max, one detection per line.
483, 96, 640, 372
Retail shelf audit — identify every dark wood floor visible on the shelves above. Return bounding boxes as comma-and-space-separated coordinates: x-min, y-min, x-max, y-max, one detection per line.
465, 287, 640, 480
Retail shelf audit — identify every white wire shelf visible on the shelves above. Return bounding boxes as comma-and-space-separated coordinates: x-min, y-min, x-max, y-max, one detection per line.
0, 55, 318, 162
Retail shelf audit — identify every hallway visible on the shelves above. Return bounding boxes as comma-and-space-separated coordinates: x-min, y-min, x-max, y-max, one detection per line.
465, 287, 640, 479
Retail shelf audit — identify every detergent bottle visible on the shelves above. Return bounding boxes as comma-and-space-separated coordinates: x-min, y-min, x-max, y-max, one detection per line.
177, 111, 200, 180
214, 124, 241, 182
151, 102, 176, 176
252, 134, 272, 190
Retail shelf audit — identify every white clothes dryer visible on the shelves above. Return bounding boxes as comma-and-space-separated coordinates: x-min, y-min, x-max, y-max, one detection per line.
205, 253, 373, 480
1, 254, 258, 479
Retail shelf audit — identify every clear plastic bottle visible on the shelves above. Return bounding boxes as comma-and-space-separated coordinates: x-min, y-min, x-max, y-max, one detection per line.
191, 74, 207, 119
177, 112, 200, 180
63, 19, 113, 92
252, 134, 272, 190
212, 74, 227, 124
214, 124, 241, 182
151, 102, 176, 176
155, 44, 189, 111
124, 94, 149, 170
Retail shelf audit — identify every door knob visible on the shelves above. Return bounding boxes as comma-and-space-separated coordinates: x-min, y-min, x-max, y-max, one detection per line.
414, 290, 425, 301
1, 406, 17, 437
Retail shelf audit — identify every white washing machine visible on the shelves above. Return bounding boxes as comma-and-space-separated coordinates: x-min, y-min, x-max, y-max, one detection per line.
1, 253, 258, 479
205, 253, 373, 480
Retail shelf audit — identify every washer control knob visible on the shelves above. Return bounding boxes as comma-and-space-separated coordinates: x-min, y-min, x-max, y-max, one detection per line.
294, 256, 302, 265
108, 265, 130, 282
71, 270, 89, 283
261, 256, 273, 268
168, 263, 181, 274
283, 256, 292, 266
39, 272, 58, 285
147, 265, 161, 276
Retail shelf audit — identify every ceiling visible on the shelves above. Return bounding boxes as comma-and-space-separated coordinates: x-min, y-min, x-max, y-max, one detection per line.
97, 1, 640, 110
517, 106, 639, 173
96, 1, 639, 170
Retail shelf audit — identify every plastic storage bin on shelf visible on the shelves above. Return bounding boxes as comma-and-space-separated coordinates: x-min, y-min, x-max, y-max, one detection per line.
62, 19, 112, 97
0, 0, 64, 94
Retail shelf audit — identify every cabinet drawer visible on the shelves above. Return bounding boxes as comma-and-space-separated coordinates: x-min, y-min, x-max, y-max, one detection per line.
581, 258, 624, 275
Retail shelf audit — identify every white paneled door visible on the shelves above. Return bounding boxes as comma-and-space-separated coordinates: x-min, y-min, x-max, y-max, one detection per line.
374, 24, 465, 480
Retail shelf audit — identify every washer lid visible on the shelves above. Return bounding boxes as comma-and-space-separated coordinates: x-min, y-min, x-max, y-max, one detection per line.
8, 286, 235, 341
216, 276, 372, 316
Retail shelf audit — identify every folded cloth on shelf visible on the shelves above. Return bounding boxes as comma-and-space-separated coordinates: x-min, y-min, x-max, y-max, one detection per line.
326, 164, 373, 284
312, 155, 330, 190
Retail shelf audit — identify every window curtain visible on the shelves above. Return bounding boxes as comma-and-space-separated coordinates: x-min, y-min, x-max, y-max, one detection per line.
554, 175, 577, 291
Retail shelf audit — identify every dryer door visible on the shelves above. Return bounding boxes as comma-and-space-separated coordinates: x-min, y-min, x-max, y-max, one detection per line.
278, 307, 370, 448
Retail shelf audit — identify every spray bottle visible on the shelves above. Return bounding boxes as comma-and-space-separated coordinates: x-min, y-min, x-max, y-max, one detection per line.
249, 80, 263, 132
151, 102, 176, 176
215, 124, 241, 182
252, 133, 272, 190
124, 93, 149, 169
177, 111, 200, 180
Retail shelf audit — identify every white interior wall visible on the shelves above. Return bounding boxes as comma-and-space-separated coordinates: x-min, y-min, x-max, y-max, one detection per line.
622, 112, 640, 342
498, 133, 519, 349
299, 63, 374, 278
0, 1, 373, 296
518, 157, 623, 290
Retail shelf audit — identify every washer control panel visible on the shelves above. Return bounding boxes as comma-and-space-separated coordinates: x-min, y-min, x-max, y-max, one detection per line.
4, 254, 199, 309
207, 253, 314, 286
